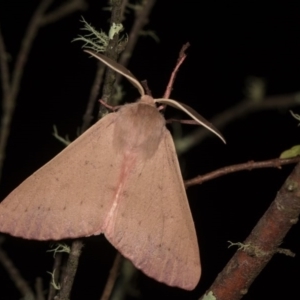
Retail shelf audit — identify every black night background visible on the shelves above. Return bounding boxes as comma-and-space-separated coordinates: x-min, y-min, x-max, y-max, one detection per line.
0, 1, 300, 299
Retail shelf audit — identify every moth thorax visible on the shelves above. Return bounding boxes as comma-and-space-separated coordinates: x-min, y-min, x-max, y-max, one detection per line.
113, 102, 165, 159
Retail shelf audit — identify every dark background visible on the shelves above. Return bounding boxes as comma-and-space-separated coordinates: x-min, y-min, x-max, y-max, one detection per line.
0, 1, 300, 299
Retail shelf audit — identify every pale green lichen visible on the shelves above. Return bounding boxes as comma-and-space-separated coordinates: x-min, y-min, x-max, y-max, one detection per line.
47, 243, 70, 257
228, 241, 268, 257
47, 269, 61, 290
202, 291, 216, 300
228, 241, 251, 251
290, 110, 300, 123
279, 111, 300, 158
52, 125, 71, 146
73, 17, 109, 52
109, 22, 124, 40
280, 145, 300, 159
73, 17, 127, 53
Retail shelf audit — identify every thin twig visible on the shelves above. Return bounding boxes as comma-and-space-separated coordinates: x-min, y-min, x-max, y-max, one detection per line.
117, 0, 156, 70
48, 253, 63, 300
6, 0, 53, 115
0, 0, 86, 182
0, 26, 10, 100
81, 62, 106, 133
56, 240, 83, 300
99, 0, 127, 117
35, 277, 45, 300
40, 0, 88, 26
176, 93, 300, 155
163, 42, 190, 99
0, 241, 34, 299
0, 0, 53, 183
200, 161, 300, 300
185, 156, 300, 188
119, 0, 129, 21
100, 253, 122, 300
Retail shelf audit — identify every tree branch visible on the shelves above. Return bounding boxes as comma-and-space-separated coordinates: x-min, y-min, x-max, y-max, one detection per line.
0, 0, 86, 182
40, 0, 88, 26
201, 161, 300, 300
0, 239, 34, 299
99, 0, 127, 116
100, 253, 122, 300
56, 240, 83, 300
117, 0, 156, 70
185, 156, 300, 188
0, 26, 10, 100
163, 42, 190, 99
81, 62, 106, 133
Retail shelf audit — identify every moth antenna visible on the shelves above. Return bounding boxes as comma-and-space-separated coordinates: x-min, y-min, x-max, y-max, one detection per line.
84, 51, 225, 143
84, 50, 145, 96
155, 98, 226, 143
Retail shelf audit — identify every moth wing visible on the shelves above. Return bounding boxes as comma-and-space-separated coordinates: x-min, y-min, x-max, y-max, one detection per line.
0, 113, 120, 240
104, 129, 201, 290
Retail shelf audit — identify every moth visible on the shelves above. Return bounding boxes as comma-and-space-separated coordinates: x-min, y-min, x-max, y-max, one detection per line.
0, 50, 225, 290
